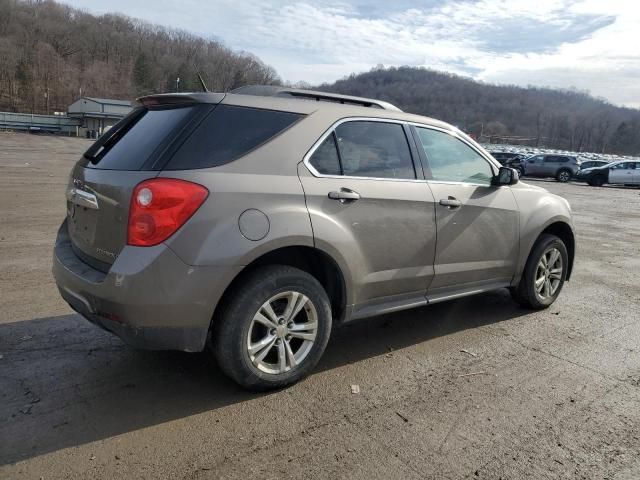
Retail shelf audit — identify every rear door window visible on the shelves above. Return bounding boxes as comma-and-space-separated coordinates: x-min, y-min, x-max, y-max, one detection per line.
334, 121, 415, 179
166, 105, 302, 170
308, 133, 342, 176
82, 106, 197, 170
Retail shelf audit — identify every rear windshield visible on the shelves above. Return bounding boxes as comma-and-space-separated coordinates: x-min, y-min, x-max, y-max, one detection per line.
164, 105, 302, 170
82, 105, 196, 170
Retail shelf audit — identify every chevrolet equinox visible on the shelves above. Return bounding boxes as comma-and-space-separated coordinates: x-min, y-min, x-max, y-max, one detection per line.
53, 86, 576, 390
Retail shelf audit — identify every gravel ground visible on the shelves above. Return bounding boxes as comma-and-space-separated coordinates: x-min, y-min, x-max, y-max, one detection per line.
1, 132, 639, 479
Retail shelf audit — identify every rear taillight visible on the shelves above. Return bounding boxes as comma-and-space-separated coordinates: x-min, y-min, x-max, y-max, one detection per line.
127, 178, 208, 247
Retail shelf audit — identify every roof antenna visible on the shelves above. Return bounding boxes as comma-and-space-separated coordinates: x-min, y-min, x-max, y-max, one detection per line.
197, 72, 209, 92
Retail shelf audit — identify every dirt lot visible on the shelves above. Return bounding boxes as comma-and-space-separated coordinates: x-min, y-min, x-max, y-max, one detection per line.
1, 132, 639, 479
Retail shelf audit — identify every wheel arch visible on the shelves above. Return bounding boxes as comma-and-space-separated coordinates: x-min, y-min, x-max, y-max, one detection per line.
210, 245, 349, 333
540, 221, 575, 280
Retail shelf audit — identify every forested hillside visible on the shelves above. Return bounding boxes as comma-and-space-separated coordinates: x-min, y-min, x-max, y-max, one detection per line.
2, 1, 638, 154
319, 67, 640, 155
0, 0, 279, 114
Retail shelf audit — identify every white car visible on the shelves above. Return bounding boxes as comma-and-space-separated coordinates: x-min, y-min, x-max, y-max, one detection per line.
576, 160, 640, 186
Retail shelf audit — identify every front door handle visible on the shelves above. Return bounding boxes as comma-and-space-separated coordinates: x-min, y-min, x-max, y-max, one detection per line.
439, 197, 462, 209
328, 188, 360, 203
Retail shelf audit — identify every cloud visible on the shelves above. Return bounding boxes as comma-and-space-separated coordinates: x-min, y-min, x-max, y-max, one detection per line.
59, 0, 640, 107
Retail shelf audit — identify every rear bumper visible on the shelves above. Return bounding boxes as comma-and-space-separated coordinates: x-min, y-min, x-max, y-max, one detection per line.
53, 221, 242, 351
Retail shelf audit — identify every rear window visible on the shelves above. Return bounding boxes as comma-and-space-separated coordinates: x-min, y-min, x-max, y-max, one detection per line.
165, 105, 302, 170
82, 106, 196, 170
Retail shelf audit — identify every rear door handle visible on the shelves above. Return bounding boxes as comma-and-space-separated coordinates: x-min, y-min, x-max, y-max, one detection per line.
328, 188, 360, 203
439, 197, 462, 209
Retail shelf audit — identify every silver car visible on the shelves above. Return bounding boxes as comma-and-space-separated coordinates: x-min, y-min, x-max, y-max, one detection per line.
522, 154, 580, 182
53, 87, 575, 390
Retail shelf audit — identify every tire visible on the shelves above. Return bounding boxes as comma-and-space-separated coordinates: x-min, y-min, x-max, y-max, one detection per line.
516, 167, 524, 178
510, 234, 568, 310
589, 175, 605, 187
212, 265, 332, 391
556, 169, 572, 182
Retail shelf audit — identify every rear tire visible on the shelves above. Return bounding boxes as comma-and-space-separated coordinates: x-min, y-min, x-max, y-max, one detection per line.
511, 234, 568, 310
556, 169, 572, 182
212, 265, 332, 391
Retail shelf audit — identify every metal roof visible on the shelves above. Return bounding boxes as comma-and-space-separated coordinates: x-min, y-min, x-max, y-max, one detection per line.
83, 97, 132, 106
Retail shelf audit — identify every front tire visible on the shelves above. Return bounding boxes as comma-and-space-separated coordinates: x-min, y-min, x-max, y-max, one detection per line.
589, 175, 605, 187
511, 234, 568, 309
212, 265, 332, 391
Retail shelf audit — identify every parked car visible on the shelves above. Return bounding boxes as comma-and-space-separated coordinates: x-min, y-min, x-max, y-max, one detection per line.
489, 152, 523, 165
576, 160, 640, 186
579, 160, 608, 170
53, 87, 575, 390
521, 154, 580, 182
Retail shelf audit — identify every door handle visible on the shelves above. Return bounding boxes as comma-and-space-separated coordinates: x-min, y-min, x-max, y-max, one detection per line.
328, 188, 360, 203
66, 187, 99, 210
439, 197, 462, 209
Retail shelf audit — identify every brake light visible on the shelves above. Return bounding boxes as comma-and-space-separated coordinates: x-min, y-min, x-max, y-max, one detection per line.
127, 178, 208, 247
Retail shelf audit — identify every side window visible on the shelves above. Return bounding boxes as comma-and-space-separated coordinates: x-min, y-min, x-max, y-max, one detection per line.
544, 156, 557, 163
415, 127, 493, 185
309, 133, 342, 176
166, 105, 302, 170
334, 121, 415, 179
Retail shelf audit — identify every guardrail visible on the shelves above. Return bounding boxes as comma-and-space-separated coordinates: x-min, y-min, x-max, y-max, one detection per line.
0, 111, 81, 134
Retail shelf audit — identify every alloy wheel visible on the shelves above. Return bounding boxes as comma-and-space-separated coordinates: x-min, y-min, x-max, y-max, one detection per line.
246, 291, 318, 374
534, 247, 563, 301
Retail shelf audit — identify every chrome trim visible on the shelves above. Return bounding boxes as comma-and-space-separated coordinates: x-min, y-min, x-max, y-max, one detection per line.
301, 116, 500, 183
66, 187, 99, 210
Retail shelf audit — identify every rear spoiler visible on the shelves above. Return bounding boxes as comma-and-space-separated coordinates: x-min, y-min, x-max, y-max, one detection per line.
136, 92, 226, 107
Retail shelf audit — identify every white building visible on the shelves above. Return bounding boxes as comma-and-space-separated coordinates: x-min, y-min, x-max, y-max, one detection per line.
67, 97, 133, 137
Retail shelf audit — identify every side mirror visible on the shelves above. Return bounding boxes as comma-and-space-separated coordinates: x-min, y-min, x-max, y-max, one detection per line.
492, 166, 519, 186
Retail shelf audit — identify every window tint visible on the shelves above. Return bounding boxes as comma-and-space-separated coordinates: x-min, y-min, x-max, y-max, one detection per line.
166, 105, 302, 170
309, 133, 342, 175
415, 127, 493, 185
334, 121, 415, 179
84, 106, 196, 170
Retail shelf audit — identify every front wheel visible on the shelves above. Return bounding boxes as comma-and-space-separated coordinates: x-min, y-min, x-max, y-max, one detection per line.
589, 175, 605, 187
212, 265, 332, 391
511, 234, 568, 309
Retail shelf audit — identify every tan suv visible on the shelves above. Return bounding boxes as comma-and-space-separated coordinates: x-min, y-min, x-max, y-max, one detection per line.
53, 86, 575, 390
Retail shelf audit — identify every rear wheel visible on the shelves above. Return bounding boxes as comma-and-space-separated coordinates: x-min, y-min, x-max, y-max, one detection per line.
589, 175, 605, 187
556, 169, 572, 182
511, 234, 568, 309
213, 265, 332, 391
516, 167, 525, 178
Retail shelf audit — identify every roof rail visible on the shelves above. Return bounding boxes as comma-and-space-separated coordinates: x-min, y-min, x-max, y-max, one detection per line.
230, 85, 402, 112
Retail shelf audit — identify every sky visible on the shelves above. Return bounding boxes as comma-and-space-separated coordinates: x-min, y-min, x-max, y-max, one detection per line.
60, 0, 640, 108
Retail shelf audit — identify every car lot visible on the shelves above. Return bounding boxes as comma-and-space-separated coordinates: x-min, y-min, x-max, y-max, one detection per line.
1, 132, 639, 479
